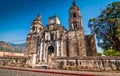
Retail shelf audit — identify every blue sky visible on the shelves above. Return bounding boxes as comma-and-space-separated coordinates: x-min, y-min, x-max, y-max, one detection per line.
0, 0, 119, 52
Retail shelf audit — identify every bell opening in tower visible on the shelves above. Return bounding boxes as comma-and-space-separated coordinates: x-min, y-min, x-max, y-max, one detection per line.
73, 12, 76, 18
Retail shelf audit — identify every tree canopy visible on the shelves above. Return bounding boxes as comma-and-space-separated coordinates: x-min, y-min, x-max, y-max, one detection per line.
88, 2, 120, 51
103, 49, 120, 56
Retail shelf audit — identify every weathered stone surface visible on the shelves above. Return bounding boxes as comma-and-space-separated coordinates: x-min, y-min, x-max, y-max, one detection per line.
54, 56, 120, 71
0, 56, 27, 67
24, 1, 96, 68
85, 34, 97, 56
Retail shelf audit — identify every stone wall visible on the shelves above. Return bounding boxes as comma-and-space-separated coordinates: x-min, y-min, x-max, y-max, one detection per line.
0, 56, 27, 67
85, 34, 97, 56
67, 30, 87, 57
0, 56, 120, 72
54, 56, 120, 71
0, 52, 24, 57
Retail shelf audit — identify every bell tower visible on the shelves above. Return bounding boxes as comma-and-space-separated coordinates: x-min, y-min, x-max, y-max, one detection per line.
25, 14, 43, 67
67, 1, 87, 57
69, 1, 82, 31
30, 14, 43, 34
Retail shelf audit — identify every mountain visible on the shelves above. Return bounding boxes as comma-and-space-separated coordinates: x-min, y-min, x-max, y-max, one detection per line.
0, 41, 25, 53
10, 43, 26, 53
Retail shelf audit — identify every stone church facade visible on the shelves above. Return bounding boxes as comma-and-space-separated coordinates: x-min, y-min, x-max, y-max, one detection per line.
24, 1, 97, 67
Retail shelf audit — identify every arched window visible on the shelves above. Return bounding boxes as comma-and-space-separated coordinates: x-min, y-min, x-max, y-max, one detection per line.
74, 24, 77, 30
73, 12, 76, 18
32, 26, 35, 32
73, 21, 78, 30
51, 33, 54, 40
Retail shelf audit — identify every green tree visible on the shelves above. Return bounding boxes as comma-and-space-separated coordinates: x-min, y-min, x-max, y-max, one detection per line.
97, 53, 102, 56
103, 49, 120, 56
88, 2, 120, 51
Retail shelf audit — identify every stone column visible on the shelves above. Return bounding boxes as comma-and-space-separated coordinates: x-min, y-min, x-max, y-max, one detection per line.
57, 41, 60, 57
39, 42, 43, 63
61, 40, 63, 57
32, 54, 36, 67
43, 43, 46, 63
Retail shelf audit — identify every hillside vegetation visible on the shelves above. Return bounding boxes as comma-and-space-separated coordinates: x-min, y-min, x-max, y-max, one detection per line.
0, 41, 25, 53
0, 46, 20, 53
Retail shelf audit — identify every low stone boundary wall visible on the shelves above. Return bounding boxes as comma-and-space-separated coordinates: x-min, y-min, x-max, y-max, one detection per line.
0, 56, 120, 72
0, 56, 27, 67
54, 56, 120, 71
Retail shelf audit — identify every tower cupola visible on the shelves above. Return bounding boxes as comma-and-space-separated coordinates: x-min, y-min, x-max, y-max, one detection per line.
30, 14, 43, 33
69, 1, 82, 31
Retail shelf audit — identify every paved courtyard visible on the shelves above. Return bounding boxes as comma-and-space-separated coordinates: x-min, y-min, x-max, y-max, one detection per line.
0, 66, 120, 76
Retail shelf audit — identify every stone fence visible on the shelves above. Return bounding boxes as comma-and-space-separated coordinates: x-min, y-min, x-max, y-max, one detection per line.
0, 56, 28, 67
54, 56, 120, 71
0, 56, 120, 71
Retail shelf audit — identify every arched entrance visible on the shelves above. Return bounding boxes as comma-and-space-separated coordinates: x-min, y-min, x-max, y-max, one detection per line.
47, 45, 55, 64
48, 46, 54, 55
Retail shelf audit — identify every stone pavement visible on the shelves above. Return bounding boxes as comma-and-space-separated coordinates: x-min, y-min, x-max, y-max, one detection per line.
0, 68, 67, 76
0, 66, 120, 76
